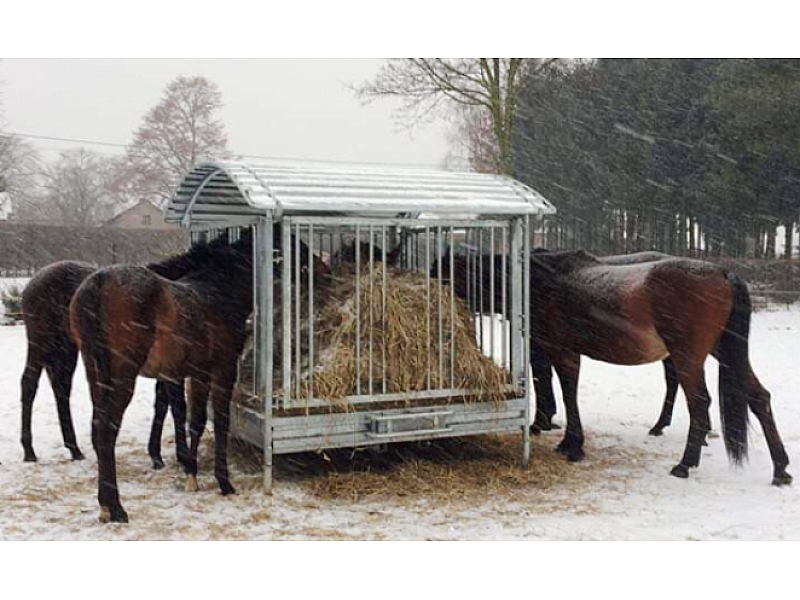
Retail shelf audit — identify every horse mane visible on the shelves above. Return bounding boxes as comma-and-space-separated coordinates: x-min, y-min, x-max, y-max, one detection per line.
148, 229, 253, 280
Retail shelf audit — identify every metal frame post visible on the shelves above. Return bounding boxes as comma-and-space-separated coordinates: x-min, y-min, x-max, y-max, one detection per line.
256, 216, 275, 493
521, 216, 531, 468
282, 220, 292, 407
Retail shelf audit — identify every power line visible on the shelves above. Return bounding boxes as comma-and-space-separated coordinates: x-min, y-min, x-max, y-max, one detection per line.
2, 130, 444, 169
5, 131, 127, 149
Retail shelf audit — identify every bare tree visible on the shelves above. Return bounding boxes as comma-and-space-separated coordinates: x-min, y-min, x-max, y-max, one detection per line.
1, 113, 39, 213
355, 58, 560, 174
16, 148, 120, 226
444, 105, 501, 174
121, 75, 229, 205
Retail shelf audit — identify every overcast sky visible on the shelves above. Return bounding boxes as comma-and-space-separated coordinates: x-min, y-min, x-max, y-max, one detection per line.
0, 58, 451, 167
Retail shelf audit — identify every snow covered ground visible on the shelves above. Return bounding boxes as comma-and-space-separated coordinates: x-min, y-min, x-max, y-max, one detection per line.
0, 304, 799, 540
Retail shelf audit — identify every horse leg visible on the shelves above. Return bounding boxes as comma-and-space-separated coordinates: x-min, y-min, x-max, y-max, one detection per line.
530, 342, 559, 434
148, 381, 169, 470
649, 358, 679, 437
45, 346, 84, 460
745, 381, 792, 486
185, 378, 209, 492
96, 376, 135, 524
210, 376, 236, 496
551, 351, 584, 462
20, 350, 45, 462
169, 380, 190, 472
668, 359, 711, 479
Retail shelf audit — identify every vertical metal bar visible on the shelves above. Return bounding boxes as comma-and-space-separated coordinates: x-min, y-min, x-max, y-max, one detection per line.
449, 228, 455, 389
437, 226, 443, 387
382, 225, 387, 394
425, 226, 431, 390
258, 219, 274, 493
478, 229, 484, 353
510, 219, 524, 384
490, 226, 496, 362
295, 224, 301, 399
368, 224, 374, 395
355, 224, 361, 395
466, 229, 472, 312
308, 224, 314, 400
522, 214, 532, 468
502, 226, 508, 371
282, 220, 292, 407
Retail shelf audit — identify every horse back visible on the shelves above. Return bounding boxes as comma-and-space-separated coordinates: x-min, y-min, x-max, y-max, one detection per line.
645, 258, 734, 351
534, 256, 734, 365
70, 266, 179, 373
23, 260, 97, 351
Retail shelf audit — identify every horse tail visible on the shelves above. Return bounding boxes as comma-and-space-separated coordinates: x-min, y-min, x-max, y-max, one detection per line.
717, 271, 751, 465
75, 271, 113, 409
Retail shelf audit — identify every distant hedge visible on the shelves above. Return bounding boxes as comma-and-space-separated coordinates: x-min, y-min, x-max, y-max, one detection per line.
0, 222, 188, 272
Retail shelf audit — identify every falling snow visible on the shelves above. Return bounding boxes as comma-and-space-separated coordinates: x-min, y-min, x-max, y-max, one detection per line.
1, 304, 798, 540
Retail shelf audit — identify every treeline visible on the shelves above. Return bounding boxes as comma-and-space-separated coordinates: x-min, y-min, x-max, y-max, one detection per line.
0, 222, 187, 273
513, 59, 800, 258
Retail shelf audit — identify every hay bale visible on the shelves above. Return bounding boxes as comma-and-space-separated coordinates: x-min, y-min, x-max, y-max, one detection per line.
235, 263, 509, 406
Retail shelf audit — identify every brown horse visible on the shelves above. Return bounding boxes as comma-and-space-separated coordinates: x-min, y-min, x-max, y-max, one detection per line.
527, 249, 790, 485
70, 231, 254, 523
531, 251, 689, 438
19, 256, 198, 468
434, 249, 791, 485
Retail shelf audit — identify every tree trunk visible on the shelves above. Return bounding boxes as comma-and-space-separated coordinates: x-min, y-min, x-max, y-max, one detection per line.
783, 219, 794, 259
766, 224, 777, 259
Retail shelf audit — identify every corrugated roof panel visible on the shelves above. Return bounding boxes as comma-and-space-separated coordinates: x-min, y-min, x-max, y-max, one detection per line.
164, 160, 555, 225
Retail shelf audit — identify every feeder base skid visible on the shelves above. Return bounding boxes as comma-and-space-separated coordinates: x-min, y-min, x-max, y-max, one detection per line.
230, 396, 529, 455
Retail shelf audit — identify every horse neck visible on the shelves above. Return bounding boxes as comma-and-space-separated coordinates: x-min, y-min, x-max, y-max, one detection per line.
148, 249, 208, 280
183, 257, 254, 316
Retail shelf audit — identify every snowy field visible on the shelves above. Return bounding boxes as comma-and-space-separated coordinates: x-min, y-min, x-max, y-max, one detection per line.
1, 304, 799, 540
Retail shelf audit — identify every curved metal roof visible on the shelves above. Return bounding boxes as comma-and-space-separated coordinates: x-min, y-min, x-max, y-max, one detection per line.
164, 160, 556, 226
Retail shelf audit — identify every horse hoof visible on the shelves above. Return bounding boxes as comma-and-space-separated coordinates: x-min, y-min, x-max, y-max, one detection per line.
567, 451, 584, 463
151, 457, 165, 470
772, 472, 793, 487
99, 506, 129, 524
186, 475, 199, 492
70, 450, 85, 461
219, 480, 236, 496
532, 420, 560, 434
648, 427, 664, 437
670, 464, 690, 479
23, 454, 37, 463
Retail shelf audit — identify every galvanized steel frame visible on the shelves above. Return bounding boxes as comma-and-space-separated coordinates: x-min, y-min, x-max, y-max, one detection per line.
176, 165, 542, 493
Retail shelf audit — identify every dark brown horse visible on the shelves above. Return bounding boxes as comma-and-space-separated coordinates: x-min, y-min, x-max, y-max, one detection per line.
531, 251, 688, 438
19, 260, 189, 468
435, 249, 791, 486
16, 244, 233, 468
70, 231, 254, 523
20, 261, 96, 463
